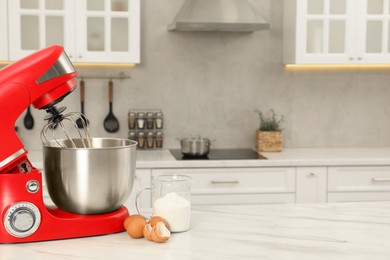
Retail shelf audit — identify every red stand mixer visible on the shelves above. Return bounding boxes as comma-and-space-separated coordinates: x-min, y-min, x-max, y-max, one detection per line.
0, 46, 130, 243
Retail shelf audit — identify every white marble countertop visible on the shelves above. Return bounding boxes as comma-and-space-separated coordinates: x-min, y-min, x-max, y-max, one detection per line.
2, 202, 390, 259
135, 147, 390, 168
28, 147, 390, 170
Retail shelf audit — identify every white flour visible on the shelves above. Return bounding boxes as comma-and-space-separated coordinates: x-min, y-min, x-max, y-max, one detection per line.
153, 192, 191, 232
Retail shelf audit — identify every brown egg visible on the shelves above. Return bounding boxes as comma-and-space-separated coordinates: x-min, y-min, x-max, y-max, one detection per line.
143, 223, 153, 241
150, 222, 171, 243
124, 214, 145, 229
149, 216, 170, 230
125, 215, 147, 239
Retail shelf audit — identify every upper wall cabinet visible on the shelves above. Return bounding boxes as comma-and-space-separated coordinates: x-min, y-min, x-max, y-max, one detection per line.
0, 0, 8, 61
75, 0, 140, 63
7, 0, 140, 64
8, 0, 75, 61
284, 0, 390, 64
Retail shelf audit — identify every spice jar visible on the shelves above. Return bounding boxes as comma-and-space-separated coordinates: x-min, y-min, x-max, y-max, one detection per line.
155, 112, 163, 129
137, 131, 145, 149
136, 112, 145, 129
128, 131, 137, 141
146, 112, 154, 129
146, 131, 154, 149
128, 112, 136, 129
155, 131, 163, 148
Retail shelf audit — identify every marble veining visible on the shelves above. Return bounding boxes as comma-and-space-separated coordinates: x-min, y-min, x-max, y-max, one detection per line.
1, 202, 390, 259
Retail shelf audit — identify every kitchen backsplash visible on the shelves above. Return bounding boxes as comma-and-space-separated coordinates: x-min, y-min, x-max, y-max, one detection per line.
16, 0, 390, 151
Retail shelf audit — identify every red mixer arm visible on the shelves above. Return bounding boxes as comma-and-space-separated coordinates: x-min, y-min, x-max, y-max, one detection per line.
0, 45, 78, 172
0, 82, 30, 172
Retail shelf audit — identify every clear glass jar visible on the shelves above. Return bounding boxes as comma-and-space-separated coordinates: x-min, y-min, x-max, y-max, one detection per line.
136, 112, 145, 129
146, 112, 154, 129
155, 131, 163, 148
146, 131, 154, 149
155, 112, 163, 129
128, 130, 137, 141
137, 131, 145, 149
128, 112, 136, 129
152, 175, 192, 232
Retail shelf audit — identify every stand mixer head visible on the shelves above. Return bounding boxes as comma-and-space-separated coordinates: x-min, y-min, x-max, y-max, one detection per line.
0, 45, 83, 173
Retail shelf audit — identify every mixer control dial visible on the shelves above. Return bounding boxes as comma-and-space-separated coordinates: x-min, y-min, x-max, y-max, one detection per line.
4, 202, 41, 238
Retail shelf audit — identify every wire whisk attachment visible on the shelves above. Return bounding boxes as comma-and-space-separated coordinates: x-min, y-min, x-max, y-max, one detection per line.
40, 106, 92, 148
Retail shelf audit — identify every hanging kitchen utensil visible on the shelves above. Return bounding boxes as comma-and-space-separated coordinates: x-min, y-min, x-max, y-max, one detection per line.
23, 105, 34, 130
76, 79, 89, 129
103, 79, 120, 133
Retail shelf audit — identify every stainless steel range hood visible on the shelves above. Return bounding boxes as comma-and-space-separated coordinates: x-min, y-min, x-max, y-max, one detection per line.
168, 0, 271, 32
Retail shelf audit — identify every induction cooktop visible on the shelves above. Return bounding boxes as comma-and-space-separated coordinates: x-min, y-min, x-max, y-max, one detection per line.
169, 149, 267, 160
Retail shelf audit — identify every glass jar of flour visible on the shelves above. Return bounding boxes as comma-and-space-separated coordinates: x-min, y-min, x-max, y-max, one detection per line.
136, 175, 191, 232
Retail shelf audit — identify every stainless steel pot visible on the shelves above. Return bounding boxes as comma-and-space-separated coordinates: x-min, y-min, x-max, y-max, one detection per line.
180, 137, 211, 157
43, 138, 137, 215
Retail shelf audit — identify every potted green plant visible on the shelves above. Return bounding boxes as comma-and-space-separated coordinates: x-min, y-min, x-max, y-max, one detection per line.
255, 109, 284, 152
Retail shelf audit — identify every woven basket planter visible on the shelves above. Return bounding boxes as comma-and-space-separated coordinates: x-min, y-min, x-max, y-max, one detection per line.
256, 130, 283, 152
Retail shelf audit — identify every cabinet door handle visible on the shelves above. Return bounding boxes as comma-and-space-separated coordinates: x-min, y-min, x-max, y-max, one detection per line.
210, 180, 239, 184
372, 178, 390, 182
307, 172, 316, 177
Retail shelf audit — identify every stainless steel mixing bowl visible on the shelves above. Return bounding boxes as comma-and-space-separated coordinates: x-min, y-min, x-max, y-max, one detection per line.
43, 138, 137, 214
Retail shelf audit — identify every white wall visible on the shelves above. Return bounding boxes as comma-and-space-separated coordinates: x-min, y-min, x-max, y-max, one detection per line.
16, 0, 390, 151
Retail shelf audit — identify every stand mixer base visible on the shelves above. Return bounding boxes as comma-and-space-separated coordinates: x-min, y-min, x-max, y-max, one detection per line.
0, 171, 129, 243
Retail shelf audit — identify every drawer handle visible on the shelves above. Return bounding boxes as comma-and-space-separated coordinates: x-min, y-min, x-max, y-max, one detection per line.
210, 180, 239, 184
372, 178, 390, 182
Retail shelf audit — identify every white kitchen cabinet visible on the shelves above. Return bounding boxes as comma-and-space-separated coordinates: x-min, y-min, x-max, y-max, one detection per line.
296, 167, 327, 203
0, 0, 8, 61
8, 0, 74, 61
7, 0, 140, 64
284, 0, 390, 64
74, 0, 140, 63
328, 166, 390, 202
152, 168, 296, 205
124, 169, 151, 212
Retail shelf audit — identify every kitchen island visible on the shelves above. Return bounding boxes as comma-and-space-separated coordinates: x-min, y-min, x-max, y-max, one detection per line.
1, 202, 390, 259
